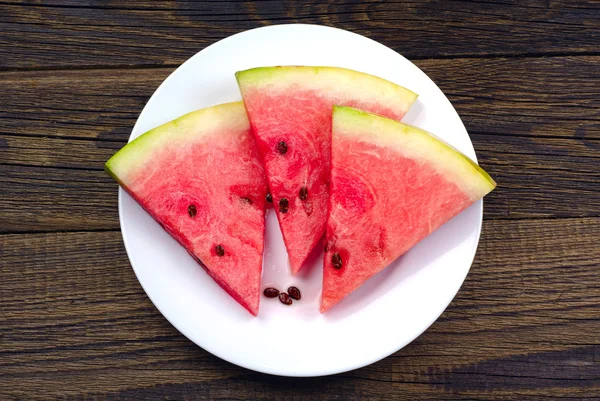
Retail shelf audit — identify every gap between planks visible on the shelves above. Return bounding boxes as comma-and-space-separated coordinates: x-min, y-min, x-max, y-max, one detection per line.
2, 52, 600, 74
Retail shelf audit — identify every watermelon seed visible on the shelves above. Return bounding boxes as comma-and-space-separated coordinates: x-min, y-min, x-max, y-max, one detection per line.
215, 245, 225, 257
187, 204, 197, 218
263, 287, 280, 298
266, 192, 273, 203
240, 197, 252, 205
276, 141, 288, 154
287, 286, 301, 300
279, 292, 293, 305
279, 198, 289, 213
299, 187, 308, 201
332, 252, 343, 269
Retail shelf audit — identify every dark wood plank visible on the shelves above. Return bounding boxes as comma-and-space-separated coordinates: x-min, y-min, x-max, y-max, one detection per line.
3, 127, 600, 232
1, 56, 598, 231
2, 218, 599, 399
1, 55, 598, 145
417, 56, 600, 141
473, 134, 600, 219
1, 1, 600, 70
0, 68, 155, 142
0, 165, 119, 233
1, 134, 117, 169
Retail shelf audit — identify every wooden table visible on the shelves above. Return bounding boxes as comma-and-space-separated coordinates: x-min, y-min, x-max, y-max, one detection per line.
2, 2, 599, 399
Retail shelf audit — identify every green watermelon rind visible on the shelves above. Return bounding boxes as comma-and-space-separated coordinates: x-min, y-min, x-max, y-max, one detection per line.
332, 106, 496, 200
235, 66, 418, 112
105, 102, 249, 183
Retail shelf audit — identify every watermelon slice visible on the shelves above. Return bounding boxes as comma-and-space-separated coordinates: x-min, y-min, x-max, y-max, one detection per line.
105, 102, 267, 316
236, 66, 417, 273
322, 106, 496, 312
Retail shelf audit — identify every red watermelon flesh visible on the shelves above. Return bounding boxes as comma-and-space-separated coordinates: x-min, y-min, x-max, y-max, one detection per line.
322, 106, 496, 312
236, 67, 417, 274
105, 102, 267, 316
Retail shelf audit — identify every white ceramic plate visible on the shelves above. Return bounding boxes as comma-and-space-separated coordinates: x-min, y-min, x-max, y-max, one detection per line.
119, 24, 483, 377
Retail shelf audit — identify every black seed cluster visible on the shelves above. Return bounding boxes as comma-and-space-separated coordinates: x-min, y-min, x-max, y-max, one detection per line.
263, 285, 302, 306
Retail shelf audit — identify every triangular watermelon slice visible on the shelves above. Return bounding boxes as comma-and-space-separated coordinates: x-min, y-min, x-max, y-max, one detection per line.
236, 66, 417, 273
322, 106, 496, 312
105, 102, 268, 316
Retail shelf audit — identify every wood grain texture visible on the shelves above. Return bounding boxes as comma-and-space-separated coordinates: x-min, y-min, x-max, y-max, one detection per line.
1, 0, 600, 70
417, 56, 600, 141
0, 68, 153, 142
0, 56, 600, 232
2, 218, 599, 400
2, 1, 600, 399
0, 165, 119, 233
2, 132, 600, 233
1, 56, 599, 232
1, 55, 598, 145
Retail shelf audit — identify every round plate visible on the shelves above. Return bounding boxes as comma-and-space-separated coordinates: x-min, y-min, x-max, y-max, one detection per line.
119, 24, 483, 377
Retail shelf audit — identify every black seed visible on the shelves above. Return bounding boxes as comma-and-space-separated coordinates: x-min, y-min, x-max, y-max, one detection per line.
299, 187, 308, 201
266, 192, 273, 203
276, 141, 288, 154
287, 286, 301, 300
215, 245, 225, 257
332, 252, 343, 269
279, 198, 289, 213
263, 287, 280, 298
279, 292, 293, 305
240, 197, 252, 205
187, 204, 197, 218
